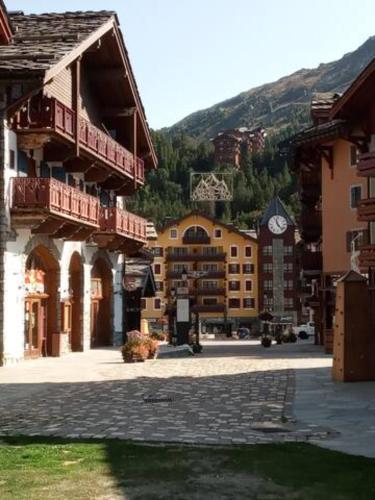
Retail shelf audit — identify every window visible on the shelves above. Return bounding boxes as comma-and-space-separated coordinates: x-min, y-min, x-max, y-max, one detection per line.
153, 247, 163, 257
170, 247, 188, 256
350, 185, 362, 209
264, 296, 273, 308
229, 281, 240, 291
173, 264, 189, 273
245, 280, 252, 291
284, 246, 293, 256
202, 281, 218, 289
243, 263, 254, 274
285, 297, 294, 309
263, 245, 272, 256
170, 228, 178, 239
230, 246, 238, 258
203, 297, 218, 305
228, 298, 241, 309
154, 298, 161, 310
284, 262, 293, 273
284, 280, 293, 290
184, 226, 209, 240
245, 246, 252, 258
173, 280, 186, 288
141, 298, 146, 310
202, 263, 218, 272
264, 280, 273, 291
346, 229, 366, 252
229, 264, 240, 274
155, 281, 164, 292
243, 298, 255, 309
263, 263, 273, 273
154, 264, 161, 275
350, 145, 358, 167
202, 246, 219, 256
9, 149, 15, 170
214, 228, 222, 238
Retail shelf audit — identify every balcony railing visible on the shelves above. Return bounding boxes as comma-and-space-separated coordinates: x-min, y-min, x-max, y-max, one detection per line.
99, 207, 147, 243
167, 249, 226, 262
182, 235, 211, 245
15, 95, 144, 184
191, 304, 226, 313
357, 198, 375, 221
358, 152, 375, 177
167, 270, 226, 280
11, 177, 100, 227
191, 287, 226, 296
359, 245, 375, 268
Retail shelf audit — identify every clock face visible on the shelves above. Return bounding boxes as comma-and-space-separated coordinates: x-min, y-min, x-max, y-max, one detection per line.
268, 215, 287, 234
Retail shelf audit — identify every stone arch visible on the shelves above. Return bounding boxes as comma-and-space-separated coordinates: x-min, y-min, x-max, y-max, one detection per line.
25, 244, 60, 357
183, 225, 210, 238
24, 235, 61, 264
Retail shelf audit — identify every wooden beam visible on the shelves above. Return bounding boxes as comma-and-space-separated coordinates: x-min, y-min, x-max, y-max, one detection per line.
31, 219, 65, 235
133, 110, 137, 189
88, 67, 126, 82
102, 106, 136, 117
73, 57, 81, 157
100, 176, 126, 190
85, 167, 110, 183
64, 157, 93, 173
52, 223, 80, 240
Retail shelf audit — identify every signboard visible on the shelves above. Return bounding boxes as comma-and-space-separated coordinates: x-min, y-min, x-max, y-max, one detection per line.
122, 276, 138, 292
177, 298, 190, 323
25, 269, 45, 294
190, 172, 233, 202
177, 286, 189, 296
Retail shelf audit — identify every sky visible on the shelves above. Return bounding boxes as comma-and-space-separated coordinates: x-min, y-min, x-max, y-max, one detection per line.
7, 1, 375, 129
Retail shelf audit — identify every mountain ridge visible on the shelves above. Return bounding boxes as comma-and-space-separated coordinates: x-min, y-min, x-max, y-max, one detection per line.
165, 36, 375, 140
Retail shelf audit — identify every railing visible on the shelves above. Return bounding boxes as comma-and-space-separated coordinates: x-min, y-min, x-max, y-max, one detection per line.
182, 235, 211, 245
15, 95, 144, 184
358, 152, 375, 177
357, 198, 375, 221
166, 270, 226, 280
167, 248, 226, 261
99, 207, 147, 243
359, 245, 375, 268
12, 177, 100, 226
191, 304, 226, 313
191, 288, 226, 296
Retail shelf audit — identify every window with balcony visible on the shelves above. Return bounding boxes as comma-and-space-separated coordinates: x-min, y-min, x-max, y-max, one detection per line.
202, 263, 218, 272
173, 264, 190, 273
202, 246, 219, 256
229, 264, 240, 274
202, 281, 218, 289
243, 263, 254, 274
350, 185, 362, 209
202, 297, 218, 306
228, 298, 241, 309
243, 298, 255, 309
229, 280, 240, 291
170, 247, 188, 256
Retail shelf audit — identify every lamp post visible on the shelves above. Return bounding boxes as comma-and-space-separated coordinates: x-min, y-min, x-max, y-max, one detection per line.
168, 287, 176, 345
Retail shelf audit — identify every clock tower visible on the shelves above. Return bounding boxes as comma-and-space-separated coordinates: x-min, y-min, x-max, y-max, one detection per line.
258, 197, 300, 326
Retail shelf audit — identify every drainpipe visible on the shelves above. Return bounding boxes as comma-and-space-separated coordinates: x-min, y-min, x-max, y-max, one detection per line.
0, 107, 5, 365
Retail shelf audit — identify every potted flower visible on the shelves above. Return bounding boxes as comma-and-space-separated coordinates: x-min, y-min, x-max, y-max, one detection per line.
144, 337, 159, 359
121, 339, 149, 363
261, 335, 272, 348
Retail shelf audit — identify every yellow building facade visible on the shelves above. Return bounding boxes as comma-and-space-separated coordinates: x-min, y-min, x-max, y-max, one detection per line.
142, 212, 259, 334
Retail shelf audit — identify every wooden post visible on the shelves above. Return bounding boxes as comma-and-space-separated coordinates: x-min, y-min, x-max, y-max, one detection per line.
332, 270, 375, 382
73, 57, 81, 157
133, 109, 137, 189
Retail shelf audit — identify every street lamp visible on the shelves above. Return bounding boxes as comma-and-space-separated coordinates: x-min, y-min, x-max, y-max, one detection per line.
168, 287, 176, 345
181, 267, 188, 284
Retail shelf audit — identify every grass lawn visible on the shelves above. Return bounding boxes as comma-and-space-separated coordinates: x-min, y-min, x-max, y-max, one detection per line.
0, 437, 375, 499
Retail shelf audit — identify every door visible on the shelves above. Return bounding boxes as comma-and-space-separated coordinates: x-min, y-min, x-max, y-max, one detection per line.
24, 298, 44, 358
90, 299, 100, 347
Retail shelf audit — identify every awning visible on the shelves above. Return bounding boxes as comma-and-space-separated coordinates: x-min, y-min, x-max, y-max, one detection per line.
123, 258, 156, 297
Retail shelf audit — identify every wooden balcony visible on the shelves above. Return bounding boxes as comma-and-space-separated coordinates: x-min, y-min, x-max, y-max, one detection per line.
357, 198, 375, 221
191, 304, 226, 313
358, 152, 375, 177
359, 245, 375, 268
93, 207, 147, 253
182, 235, 211, 245
11, 177, 99, 240
14, 95, 144, 187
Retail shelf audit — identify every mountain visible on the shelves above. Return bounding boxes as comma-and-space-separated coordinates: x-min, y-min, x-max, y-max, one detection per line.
166, 37, 375, 140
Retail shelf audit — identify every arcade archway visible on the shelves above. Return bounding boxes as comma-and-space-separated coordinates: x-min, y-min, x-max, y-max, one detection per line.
24, 245, 59, 358
91, 257, 113, 347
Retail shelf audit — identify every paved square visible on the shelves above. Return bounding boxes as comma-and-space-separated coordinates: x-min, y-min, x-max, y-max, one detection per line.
0, 340, 335, 445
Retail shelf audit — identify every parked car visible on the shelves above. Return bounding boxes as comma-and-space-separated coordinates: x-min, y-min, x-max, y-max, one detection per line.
292, 322, 315, 339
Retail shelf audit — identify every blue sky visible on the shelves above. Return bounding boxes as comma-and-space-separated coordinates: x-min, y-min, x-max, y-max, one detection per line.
7, 1, 375, 129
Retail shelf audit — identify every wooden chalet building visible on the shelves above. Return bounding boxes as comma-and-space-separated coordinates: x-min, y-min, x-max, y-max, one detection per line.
285, 61, 375, 372
213, 127, 266, 168
0, 5, 157, 365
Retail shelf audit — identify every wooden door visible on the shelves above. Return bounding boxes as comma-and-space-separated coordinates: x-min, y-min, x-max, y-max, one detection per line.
24, 298, 44, 358
90, 299, 100, 347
